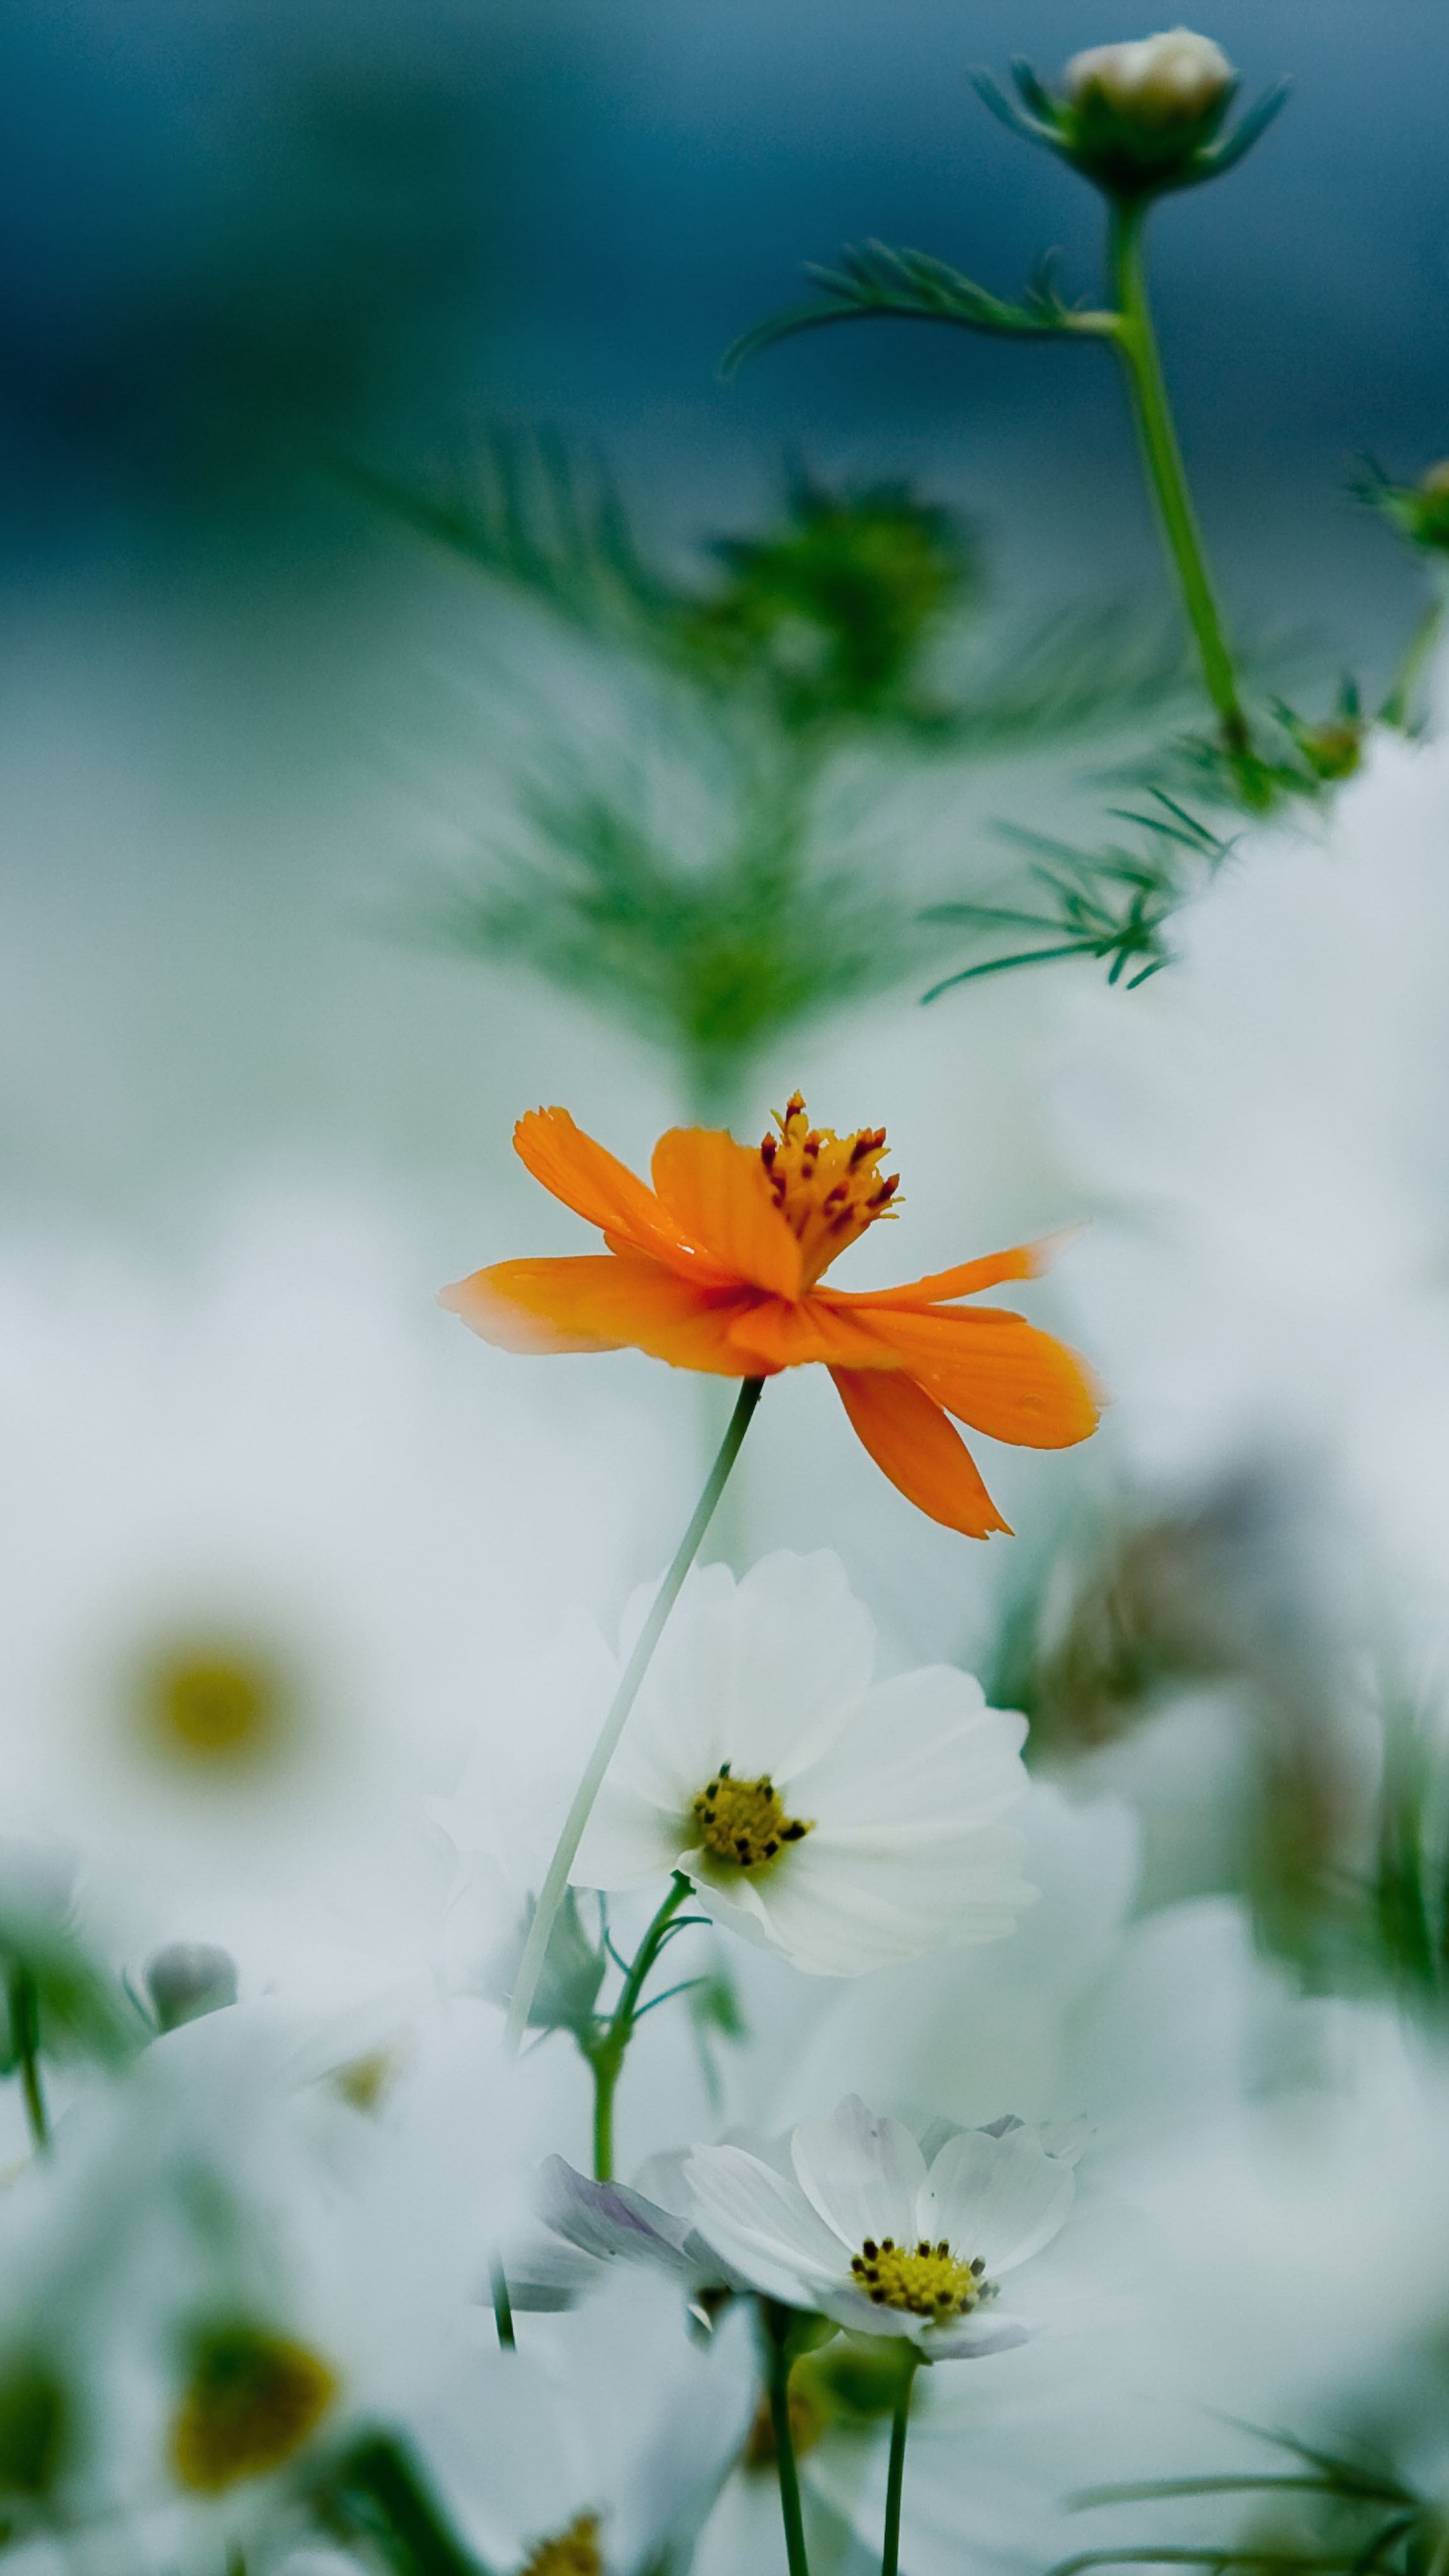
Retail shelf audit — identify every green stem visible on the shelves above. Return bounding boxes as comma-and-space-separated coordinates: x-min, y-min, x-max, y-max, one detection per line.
1381, 574, 1447, 729
1106, 199, 1251, 767
763, 2312, 812, 2576
7, 1966, 48, 2155
881, 2350, 922, 2576
504, 1377, 765, 2050
586, 1874, 693, 2180
489, 2259, 516, 2351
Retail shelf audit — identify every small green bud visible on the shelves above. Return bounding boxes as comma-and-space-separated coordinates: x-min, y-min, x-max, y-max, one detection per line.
145, 1942, 239, 2033
0, 2357, 69, 2500
1387, 461, 1449, 555
1061, 28, 1236, 190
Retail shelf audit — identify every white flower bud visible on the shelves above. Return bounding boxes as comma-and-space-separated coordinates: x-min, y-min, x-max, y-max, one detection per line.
1064, 28, 1234, 125
145, 1940, 239, 2031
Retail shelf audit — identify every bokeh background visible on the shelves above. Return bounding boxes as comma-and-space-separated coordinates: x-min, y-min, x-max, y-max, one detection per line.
5, 0, 1449, 1672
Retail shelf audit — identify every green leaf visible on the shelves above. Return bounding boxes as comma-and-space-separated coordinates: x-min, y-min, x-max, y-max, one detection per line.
722, 239, 1106, 376
313, 2430, 494, 2576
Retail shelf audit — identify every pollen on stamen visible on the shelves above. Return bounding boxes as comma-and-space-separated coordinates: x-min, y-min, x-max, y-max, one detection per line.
759, 1094, 901, 1285
690, 1768, 814, 1872
849, 2236, 993, 2324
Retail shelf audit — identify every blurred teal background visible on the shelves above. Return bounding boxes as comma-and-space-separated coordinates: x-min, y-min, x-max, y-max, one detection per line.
2, 0, 1446, 1252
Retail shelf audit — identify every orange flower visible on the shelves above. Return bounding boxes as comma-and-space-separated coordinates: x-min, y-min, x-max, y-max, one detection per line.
441, 1095, 1100, 1538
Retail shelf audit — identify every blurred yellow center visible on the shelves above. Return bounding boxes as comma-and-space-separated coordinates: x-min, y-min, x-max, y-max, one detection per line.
850, 2235, 987, 2320
760, 1093, 900, 1285
169, 2325, 337, 2493
519, 2514, 603, 2576
137, 1644, 288, 1770
691, 1764, 812, 1870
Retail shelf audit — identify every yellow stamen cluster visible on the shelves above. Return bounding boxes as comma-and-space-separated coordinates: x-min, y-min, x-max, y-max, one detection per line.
137, 1642, 289, 1771
169, 2324, 337, 2493
849, 2235, 989, 2322
760, 1093, 900, 1285
519, 2514, 604, 2576
691, 1763, 812, 1870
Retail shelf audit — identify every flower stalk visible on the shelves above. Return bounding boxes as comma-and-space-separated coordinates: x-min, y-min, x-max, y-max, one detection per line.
584, 1873, 695, 2180
761, 2304, 814, 2576
7, 1963, 49, 2155
1104, 198, 1250, 773
504, 1377, 765, 2049
881, 2347, 922, 2576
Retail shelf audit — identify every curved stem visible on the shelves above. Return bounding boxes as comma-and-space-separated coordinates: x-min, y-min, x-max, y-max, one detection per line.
587, 1873, 693, 2180
763, 2312, 812, 2576
881, 2350, 922, 2576
504, 1377, 765, 2050
1106, 199, 1251, 769
7, 1966, 48, 2155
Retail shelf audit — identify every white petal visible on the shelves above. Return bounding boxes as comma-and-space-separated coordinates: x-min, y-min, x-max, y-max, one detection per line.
790, 2096, 926, 2249
737, 1830, 1034, 1975
924, 2306, 1038, 2359
919, 2126, 1075, 2274
572, 1777, 687, 1890
713, 1552, 875, 1782
792, 1670, 1028, 1828
684, 2143, 843, 2306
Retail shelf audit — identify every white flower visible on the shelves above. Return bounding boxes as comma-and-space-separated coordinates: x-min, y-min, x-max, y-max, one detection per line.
0, 1191, 623, 2008
408, 2272, 757, 2576
561, 1554, 1035, 1976
683, 2096, 1079, 2358
1063, 29, 1234, 122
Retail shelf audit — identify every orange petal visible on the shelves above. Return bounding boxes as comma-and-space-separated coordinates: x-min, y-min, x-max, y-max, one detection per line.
828, 1232, 1077, 1310
440, 1255, 761, 1375
724, 1295, 890, 1371
514, 1109, 732, 1285
852, 1306, 1100, 1449
650, 1128, 803, 1299
830, 1368, 1011, 1540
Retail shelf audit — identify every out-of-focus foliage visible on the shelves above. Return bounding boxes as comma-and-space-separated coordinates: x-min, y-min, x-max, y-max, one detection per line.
359, 435, 1193, 1106
1059, 2427, 1438, 2576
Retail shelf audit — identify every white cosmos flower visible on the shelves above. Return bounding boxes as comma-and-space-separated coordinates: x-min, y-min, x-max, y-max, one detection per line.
562, 1554, 1035, 1976
683, 2096, 1079, 2358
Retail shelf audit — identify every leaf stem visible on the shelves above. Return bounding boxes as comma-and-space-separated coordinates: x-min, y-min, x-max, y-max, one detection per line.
585, 1873, 694, 2180
504, 1377, 765, 2049
1105, 199, 1251, 771
881, 2349, 922, 2576
7, 1966, 48, 2155
763, 2308, 812, 2576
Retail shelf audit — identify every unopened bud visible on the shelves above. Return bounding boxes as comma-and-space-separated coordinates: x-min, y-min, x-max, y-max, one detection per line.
145, 1942, 239, 2033
1065, 28, 1234, 125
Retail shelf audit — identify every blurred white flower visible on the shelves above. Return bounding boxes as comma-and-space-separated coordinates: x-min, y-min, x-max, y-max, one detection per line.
411, 2272, 757, 2576
476, 1552, 1035, 1976
0, 1191, 622, 2009
684, 2096, 1079, 2358
1057, 729, 1449, 1646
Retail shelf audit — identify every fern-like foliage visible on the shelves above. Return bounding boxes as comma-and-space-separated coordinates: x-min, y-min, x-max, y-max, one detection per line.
721, 240, 1102, 375
922, 795, 1230, 998
1055, 2426, 1434, 2576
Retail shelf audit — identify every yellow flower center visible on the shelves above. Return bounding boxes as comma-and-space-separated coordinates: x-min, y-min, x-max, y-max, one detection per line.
760, 1093, 900, 1285
136, 1641, 291, 1772
519, 2514, 604, 2576
849, 2235, 989, 2322
691, 1764, 813, 1870
169, 2324, 337, 2493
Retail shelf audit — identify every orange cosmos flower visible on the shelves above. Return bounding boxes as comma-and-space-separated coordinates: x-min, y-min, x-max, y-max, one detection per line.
441, 1095, 1099, 1538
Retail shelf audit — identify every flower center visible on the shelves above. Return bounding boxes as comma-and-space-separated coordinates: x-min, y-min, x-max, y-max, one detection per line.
168, 2324, 337, 2493
849, 2235, 990, 2322
760, 1092, 900, 1285
519, 2515, 603, 2576
134, 1640, 291, 1772
691, 1763, 813, 1870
